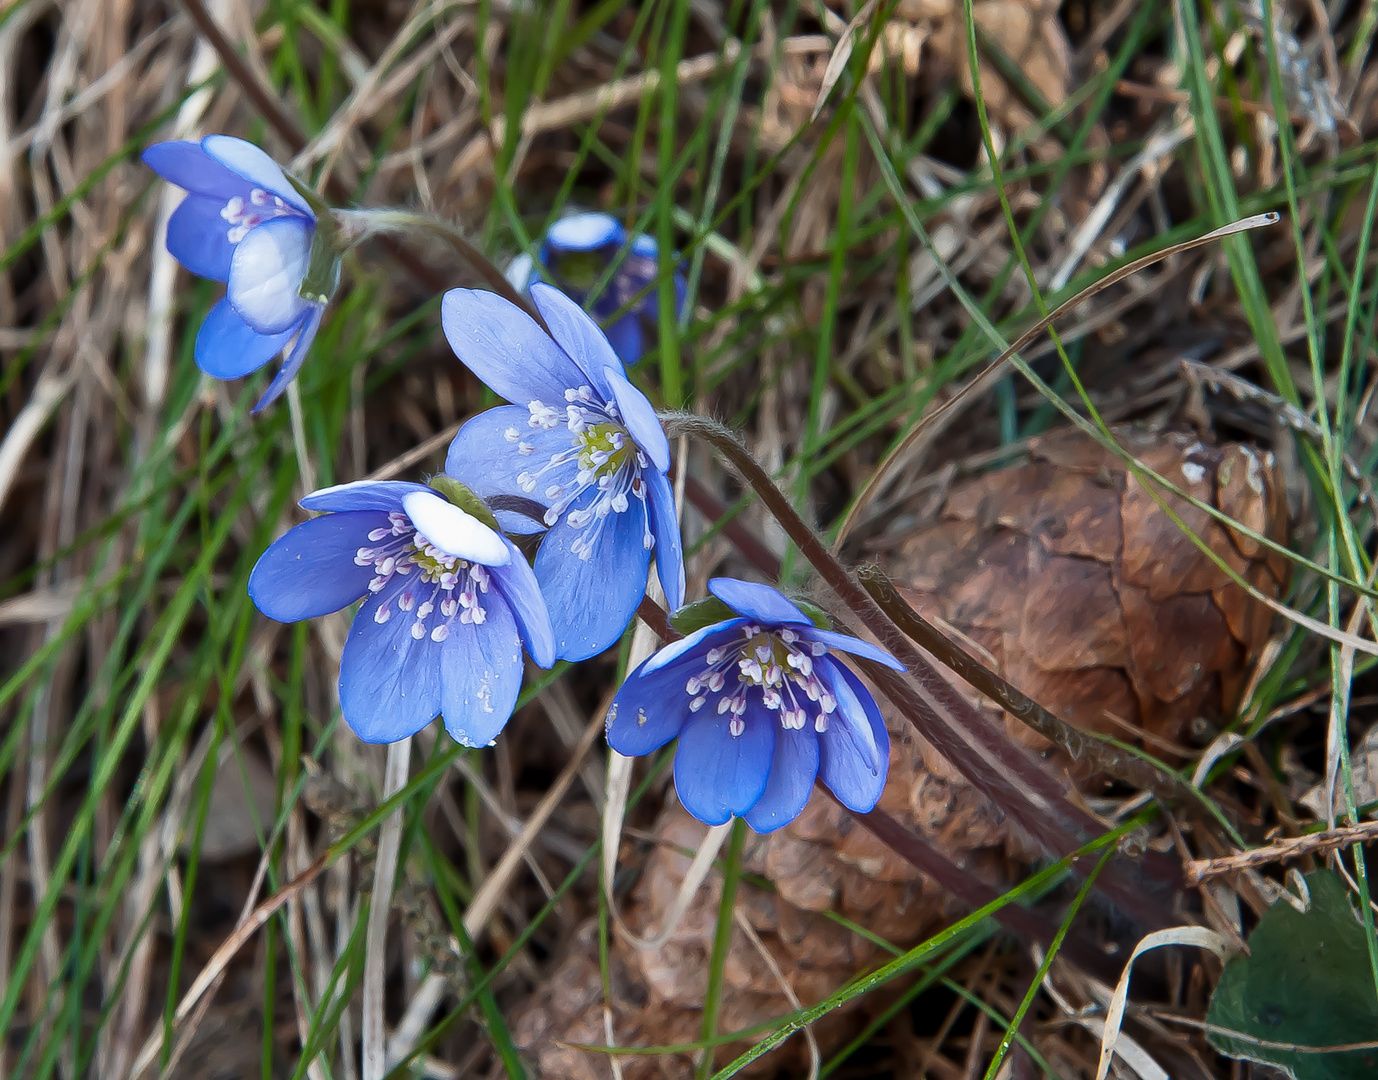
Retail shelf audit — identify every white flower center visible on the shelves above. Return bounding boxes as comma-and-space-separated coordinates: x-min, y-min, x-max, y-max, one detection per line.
221, 188, 299, 245
513, 384, 654, 559
684, 625, 834, 737
354, 511, 491, 641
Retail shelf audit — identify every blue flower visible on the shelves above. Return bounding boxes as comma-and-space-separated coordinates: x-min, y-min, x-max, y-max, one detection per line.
441, 282, 686, 661
248, 480, 555, 746
506, 212, 686, 367
605, 578, 901, 833
142, 135, 328, 411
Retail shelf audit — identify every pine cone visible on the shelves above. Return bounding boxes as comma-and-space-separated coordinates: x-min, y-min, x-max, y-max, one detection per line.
889, 427, 1288, 760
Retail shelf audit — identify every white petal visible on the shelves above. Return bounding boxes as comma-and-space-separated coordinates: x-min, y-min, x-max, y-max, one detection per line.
505, 252, 536, 291
227, 218, 312, 334
402, 491, 511, 567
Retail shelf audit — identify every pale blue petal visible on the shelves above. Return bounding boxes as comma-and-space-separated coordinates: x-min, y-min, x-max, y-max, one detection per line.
227, 216, 312, 334
489, 537, 555, 668
202, 134, 312, 215
743, 728, 819, 834
300, 480, 432, 514
166, 195, 235, 281
248, 511, 386, 622
644, 466, 685, 612
639, 618, 746, 675
602, 364, 670, 472
439, 598, 524, 748
533, 497, 651, 661
547, 212, 624, 251
816, 662, 890, 813
339, 588, 443, 743
605, 653, 700, 756
506, 252, 537, 291
444, 404, 577, 534
194, 298, 296, 379
402, 491, 510, 566
797, 627, 905, 672
143, 140, 246, 199
673, 704, 775, 827
707, 578, 811, 627
441, 288, 590, 408
528, 283, 619, 400
629, 233, 658, 258
252, 305, 322, 413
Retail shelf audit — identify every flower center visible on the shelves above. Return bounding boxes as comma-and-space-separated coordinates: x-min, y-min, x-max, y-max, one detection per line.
354, 511, 490, 641
506, 385, 655, 560
683, 625, 834, 737
221, 188, 300, 244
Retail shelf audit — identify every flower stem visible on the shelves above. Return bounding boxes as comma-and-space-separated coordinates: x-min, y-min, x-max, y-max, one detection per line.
333, 209, 547, 330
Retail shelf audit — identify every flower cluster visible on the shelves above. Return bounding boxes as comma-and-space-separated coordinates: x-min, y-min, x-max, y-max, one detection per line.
507, 212, 686, 367
149, 136, 897, 833
143, 136, 333, 411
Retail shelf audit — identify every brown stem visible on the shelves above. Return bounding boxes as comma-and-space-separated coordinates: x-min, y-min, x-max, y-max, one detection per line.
857, 566, 1196, 804
179, 0, 542, 324
853, 805, 1122, 984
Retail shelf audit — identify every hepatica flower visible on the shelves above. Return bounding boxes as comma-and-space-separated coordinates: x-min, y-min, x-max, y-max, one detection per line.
506, 212, 686, 367
442, 282, 684, 661
248, 480, 555, 746
606, 579, 901, 833
143, 135, 332, 411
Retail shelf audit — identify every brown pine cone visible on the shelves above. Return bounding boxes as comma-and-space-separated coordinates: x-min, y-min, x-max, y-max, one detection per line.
889, 427, 1289, 760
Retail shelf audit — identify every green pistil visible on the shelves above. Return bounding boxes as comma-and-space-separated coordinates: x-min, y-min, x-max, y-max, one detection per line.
578, 423, 631, 475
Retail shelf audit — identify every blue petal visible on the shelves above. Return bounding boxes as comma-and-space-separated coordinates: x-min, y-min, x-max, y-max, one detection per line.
227, 216, 312, 334
441, 288, 591, 409
673, 703, 775, 827
797, 627, 905, 672
629, 233, 659, 259
707, 578, 811, 627
533, 497, 652, 661
605, 650, 702, 756
248, 511, 387, 621
202, 134, 312, 215
743, 727, 819, 834
602, 363, 670, 473
166, 195, 235, 281
439, 597, 524, 747
339, 588, 443, 743
444, 405, 576, 534
815, 662, 890, 814
252, 305, 322, 413
300, 480, 433, 514
194, 298, 297, 379
603, 314, 643, 367
644, 466, 685, 612
490, 537, 556, 668
546, 212, 624, 251
528, 283, 619, 401
640, 618, 747, 675
143, 140, 246, 199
